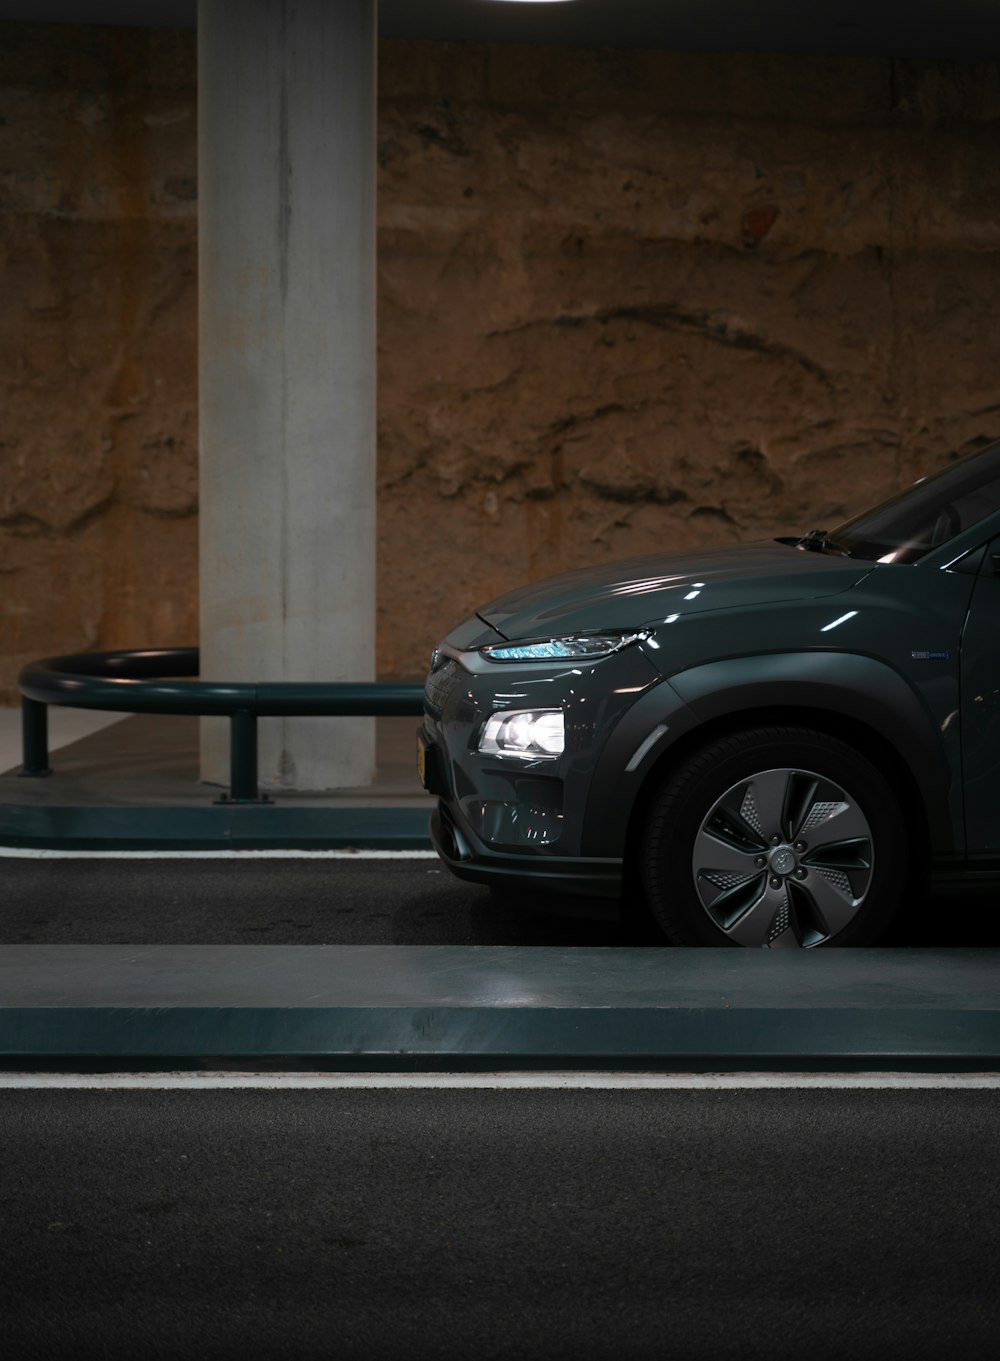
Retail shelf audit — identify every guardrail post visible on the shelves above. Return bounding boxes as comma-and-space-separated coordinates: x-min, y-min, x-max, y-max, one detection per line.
19, 698, 52, 776
215, 707, 273, 805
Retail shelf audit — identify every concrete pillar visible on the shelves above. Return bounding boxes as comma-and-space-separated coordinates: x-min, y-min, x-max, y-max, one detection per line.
197, 0, 376, 790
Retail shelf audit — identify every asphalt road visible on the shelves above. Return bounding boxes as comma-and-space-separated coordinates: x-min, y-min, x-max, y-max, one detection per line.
0, 855, 996, 947
0, 856, 626, 945
3, 856, 1000, 1359
3, 1087, 1000, 1360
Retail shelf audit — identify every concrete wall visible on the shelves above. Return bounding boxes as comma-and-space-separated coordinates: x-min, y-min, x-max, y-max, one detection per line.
2, 23, 999, 700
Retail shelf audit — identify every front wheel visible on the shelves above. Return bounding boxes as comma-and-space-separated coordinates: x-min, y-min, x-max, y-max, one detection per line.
641, 726, 909, 948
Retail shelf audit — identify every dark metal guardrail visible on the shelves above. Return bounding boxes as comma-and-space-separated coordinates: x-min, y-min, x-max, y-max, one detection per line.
18, 648, 424, 804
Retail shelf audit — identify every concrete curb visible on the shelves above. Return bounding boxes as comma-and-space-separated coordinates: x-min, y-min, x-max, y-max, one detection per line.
4, 944, 1000, 1071
0, 804, 432, 851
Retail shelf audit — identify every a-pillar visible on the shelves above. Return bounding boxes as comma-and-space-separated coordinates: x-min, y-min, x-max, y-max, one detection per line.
197, 0, 376, 790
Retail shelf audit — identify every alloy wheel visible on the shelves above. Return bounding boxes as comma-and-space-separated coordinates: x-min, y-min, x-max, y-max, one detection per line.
691, 766, 874, 948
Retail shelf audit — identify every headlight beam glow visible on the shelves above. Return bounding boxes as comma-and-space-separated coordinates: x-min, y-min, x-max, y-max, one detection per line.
479, 709, 566, 760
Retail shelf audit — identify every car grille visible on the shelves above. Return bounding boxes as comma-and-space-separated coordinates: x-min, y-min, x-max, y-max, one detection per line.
424, 656, 464, 715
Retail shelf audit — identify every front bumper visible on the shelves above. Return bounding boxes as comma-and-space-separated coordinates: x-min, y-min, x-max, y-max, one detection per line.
421, 635, 661, 896
429, 801, 623, 900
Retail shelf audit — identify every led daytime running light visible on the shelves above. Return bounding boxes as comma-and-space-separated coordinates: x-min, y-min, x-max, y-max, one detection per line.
481, 632, 645, 663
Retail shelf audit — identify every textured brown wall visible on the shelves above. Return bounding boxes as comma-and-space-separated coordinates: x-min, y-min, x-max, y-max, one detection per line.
0, 24, 197, 702
376, 44, 1000, 674
2, 26, 999, 700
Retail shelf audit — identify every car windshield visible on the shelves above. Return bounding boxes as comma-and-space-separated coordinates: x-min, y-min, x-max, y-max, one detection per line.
822, 439, 1000, 563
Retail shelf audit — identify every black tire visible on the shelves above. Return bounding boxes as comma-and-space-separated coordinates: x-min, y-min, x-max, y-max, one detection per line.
641, 726, 908, 948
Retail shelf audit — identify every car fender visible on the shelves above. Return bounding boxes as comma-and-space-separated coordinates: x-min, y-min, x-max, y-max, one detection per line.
582, 650, 957, 859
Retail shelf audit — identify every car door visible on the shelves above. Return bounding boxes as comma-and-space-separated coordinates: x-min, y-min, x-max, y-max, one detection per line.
961, 534, 1000, 860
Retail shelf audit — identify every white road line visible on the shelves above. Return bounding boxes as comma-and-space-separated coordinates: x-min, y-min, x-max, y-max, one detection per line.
0, 848, 438, 860
2, 1072, 1000, 1090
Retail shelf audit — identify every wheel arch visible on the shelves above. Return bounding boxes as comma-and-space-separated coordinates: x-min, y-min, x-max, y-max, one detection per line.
582, 650, 958, 875
620, 704, 934, 902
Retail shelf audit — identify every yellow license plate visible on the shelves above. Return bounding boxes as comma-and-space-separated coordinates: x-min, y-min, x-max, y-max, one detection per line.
417, 733, 427, 787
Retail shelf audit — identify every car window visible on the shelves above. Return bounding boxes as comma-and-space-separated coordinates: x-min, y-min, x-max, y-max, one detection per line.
829, 440, 1000, 563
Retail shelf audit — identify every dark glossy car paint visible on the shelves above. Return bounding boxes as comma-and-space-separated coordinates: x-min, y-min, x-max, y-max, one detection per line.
421, 442, 1000, 941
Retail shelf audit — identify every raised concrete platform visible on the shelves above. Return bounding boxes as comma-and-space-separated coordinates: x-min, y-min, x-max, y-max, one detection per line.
4, 945, 1000, 1071
0, 713, 433, 849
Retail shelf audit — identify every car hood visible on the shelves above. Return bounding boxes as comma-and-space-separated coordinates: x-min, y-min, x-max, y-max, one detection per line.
476, 542, 873, 639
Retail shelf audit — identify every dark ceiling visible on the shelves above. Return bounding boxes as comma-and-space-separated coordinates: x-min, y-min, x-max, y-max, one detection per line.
0, 0, 997, 61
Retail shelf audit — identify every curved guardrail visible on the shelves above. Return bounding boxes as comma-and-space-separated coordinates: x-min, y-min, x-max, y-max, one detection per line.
18, 648, 424, 804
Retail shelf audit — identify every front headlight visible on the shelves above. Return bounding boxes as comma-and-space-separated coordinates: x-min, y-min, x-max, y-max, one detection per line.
480, 632, 646, 663
479, 709, 565, 760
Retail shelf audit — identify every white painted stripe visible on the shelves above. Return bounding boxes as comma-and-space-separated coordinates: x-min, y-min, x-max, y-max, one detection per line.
2, 1072, 1000, 1090
0, 848, 437, 860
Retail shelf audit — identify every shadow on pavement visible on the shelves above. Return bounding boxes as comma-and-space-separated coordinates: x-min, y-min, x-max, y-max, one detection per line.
1, 857, 997, 949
